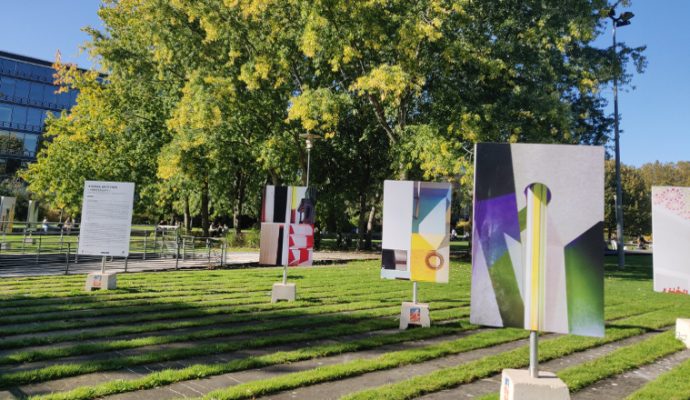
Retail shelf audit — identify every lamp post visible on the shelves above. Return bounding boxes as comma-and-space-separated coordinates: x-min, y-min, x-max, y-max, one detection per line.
300, 133, 321, 188
609, 6, 634, 268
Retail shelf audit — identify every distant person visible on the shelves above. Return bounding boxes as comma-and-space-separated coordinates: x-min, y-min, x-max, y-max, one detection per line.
42, 218, 49, 233
64, 218, 73, 234
637, 235, 648, 250
451, 228, 457, 240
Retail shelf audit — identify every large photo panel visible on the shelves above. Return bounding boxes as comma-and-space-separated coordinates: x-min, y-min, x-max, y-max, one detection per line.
381, 180, 452, 283
470, 143, 605, 337
259, 185, 316, 266
652, 186, 690, 295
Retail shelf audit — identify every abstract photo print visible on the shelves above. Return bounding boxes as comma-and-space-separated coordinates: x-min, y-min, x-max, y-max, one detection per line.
470, 143, 605, 337
381, 180, 452, 283
652, 186, 690, 295
259, 185, 316, 266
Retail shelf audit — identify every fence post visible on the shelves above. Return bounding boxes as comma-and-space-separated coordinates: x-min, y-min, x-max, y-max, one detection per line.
35, 236, 41, 266
153, 229, 158, 259
75, 235, 79, 263
124, 256, 128, 273
175, 239, 180, 270
207, 239, 211, 264
182, 237, 186, 261
221, 241, 226, 267
143, 233, 147, 260
64, 242, 70, 275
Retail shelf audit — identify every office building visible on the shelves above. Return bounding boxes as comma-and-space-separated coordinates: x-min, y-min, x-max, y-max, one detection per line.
0, 51, 78, 177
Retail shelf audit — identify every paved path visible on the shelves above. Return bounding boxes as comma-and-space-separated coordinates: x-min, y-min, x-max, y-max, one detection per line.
0, 251, 379, 278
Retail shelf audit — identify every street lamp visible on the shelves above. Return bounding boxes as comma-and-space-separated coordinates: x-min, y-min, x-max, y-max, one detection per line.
608, 5, 634, 268
299, 133, 321, 188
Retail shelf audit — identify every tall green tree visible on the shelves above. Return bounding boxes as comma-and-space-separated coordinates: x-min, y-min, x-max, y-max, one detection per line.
604, 160, 651, 239
23, 0, 645, 240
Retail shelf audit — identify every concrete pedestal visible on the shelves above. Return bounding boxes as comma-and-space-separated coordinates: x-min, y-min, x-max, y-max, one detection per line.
271, 283, 296, 303
85, 272, 117, 291
676, 318, 690, 348
500, 369, 570, 400
0, 242, 10, 250
399, 302, 430, 330
23, 238, 35, 244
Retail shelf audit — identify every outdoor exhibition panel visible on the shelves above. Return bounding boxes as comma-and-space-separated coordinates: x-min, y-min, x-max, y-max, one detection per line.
78, 181, 135, 257
652, 186, 690, 295
470, 143, 605, 337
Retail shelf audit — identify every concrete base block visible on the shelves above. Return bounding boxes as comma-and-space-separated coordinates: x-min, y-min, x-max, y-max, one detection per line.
0, 242, 10, 250
271, 283, 296, 303
500, 369, 570, 400
85, 272, 117, 291
0, 390, 18, 399
676, 318, 690, 348
399, 302, 430, 330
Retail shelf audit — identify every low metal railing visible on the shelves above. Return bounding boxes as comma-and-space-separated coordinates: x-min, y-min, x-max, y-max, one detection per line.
0, 230, 227, 276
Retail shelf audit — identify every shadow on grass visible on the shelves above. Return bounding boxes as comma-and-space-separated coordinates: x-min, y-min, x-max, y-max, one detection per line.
604, 254, 653, 281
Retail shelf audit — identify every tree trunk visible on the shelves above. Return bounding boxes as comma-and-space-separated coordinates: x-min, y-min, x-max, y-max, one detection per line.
200, 180, 210, 237
183, 196, 191, 234
398, 162, 407, 180
233, 170, 245, 235
366, 203, 376, 250
270, 171, 279, 186
357, 192, 367, 250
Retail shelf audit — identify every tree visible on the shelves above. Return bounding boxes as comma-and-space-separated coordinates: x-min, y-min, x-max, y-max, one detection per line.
22, 0, 645, 241
604, 160, 650, 238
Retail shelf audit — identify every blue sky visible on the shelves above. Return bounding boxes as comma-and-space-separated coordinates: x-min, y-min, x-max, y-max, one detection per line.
0, 1, 687, 167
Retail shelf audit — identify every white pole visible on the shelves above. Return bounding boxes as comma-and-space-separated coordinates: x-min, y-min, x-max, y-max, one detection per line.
412, 281, 418, 304
282, 265, 288, 285
529, 331, 539, 378
100, 256, 106, 274
306, 140, 312, 188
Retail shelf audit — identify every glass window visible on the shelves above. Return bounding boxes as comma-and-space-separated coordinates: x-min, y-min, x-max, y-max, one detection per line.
27, 108, 43, 127
0, 59, 16, 74
0, 77, 15, 97
15, 63, 32, 78
14, 80, 30, 99
23, 133, 38, 155
0, 105, 11, 122
11, 106, 27, 125
29, 82, 44, 103
7, 131, 24, 155
43, 85, 57, 105
56, 91, 69, 108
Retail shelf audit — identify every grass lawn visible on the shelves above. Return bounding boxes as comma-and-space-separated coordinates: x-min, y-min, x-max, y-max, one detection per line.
0, 254, 688, 400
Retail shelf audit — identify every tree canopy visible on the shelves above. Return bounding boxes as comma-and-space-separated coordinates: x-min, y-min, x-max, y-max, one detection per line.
22, 0, 646, 243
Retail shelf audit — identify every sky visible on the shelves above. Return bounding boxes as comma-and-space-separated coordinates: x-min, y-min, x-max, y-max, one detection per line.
0, 1, 687, 167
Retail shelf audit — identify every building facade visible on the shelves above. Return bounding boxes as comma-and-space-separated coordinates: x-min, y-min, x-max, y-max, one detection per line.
0, 51, 77, 177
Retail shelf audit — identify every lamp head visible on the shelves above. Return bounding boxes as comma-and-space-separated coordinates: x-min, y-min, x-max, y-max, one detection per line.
620, 11, 635, 21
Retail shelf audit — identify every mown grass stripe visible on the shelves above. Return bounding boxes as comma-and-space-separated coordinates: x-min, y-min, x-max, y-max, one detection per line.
0, 303, 463, 388
0, 302, 467, 365
0, 278, 408, 324
0, 284, 421, 337
197, 328, 530, 400
558, 330, 686, 391
334, 309, 682, 400
625, 353, 690, 400
0, 290, 418, 350
30, 322, 483, 400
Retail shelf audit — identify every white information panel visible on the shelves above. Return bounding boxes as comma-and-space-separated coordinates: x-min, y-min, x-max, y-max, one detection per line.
78, 181, 135, 257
